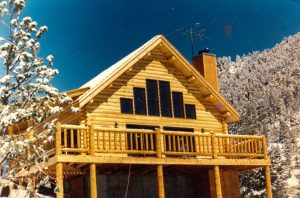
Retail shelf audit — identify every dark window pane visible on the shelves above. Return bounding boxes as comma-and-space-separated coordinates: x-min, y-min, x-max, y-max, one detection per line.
185, 104, 197, 119
163, 126, 194, 132
172, 91, 184, 118
134, 87, 147, 115
126, 124, 159, 131
159, 81, 172, 117
120, 98, 133, 114
146, 79, 159, 116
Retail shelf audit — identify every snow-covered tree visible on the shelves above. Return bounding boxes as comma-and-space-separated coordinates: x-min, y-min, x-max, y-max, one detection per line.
218, 33, 300, 197
0, 0, 73, 191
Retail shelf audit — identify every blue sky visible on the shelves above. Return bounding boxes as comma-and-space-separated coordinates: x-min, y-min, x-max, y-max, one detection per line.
2, 0, 300, 91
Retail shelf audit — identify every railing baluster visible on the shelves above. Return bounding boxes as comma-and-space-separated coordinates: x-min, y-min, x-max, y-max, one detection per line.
177, 136, 180, 152
103, 131, 106, 150
135, 133, 139, 150
168, 135, 171, 151
185, 136, 189, 152
83, 129, 86, 149
96, 130, 99, 150
247, 139, 251, 154
163, 134, 166, 152
181, 135, 184, 152
108, 131, 111, 150
189, 136, 193, 152
172, 135, 176, 152
145, 133, 149, 151
114, 132, 117, 150
141, 133, 144, 151
129, 133, 133, 150
150, 133, 154, 151
70, 129, 74, 148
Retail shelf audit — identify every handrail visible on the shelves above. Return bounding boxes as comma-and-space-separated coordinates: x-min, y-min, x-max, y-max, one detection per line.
51, 123, 267, 160
216, 134, 263, 139
161, 131, 211, 136
94, 127, 155, 134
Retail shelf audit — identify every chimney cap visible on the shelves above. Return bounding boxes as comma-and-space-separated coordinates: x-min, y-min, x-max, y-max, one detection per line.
198, 48, 210, 54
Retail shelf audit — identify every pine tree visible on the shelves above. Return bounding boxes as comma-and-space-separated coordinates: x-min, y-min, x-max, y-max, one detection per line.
0, 0, 75, 190
218, 33, 300, 197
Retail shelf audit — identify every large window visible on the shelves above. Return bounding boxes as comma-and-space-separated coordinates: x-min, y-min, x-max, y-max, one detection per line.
133, 87, 147, 115
159, 81, 172, 117
172, 91, 184, 118
146, 79, 159, 116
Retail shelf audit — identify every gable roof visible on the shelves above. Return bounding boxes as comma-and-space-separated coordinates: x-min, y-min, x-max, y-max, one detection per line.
76, 35, 240, 123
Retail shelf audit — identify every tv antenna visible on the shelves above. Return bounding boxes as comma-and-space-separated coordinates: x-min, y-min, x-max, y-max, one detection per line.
184, 26, 206, 61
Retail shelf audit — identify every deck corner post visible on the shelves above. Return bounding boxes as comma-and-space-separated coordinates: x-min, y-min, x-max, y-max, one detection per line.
56, 162, 63, 198
265, 165, 273, 198
88, 124, 97, 198
56, 122, 62, 155
262, 135, 268, 160
156, 128, 162, 158
214, 165, 222, 198
90, 163, 97, 198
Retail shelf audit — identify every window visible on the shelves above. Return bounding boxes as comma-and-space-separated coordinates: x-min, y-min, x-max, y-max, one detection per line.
126, 124, 159, 131
159, 81, 172, 117
185, 104, 196, 119
133, 87, 147, 115
120, 98, 133, 114
146, 79, 159, 116
172, 91, 184, 118
163, 126, 194, 132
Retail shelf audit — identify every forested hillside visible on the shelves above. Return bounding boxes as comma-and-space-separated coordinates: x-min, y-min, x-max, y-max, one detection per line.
217, 33, 300, 198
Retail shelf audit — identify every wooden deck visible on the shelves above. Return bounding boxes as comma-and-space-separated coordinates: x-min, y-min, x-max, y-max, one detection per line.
36, 124, 272, 198
37, 123, 271, 167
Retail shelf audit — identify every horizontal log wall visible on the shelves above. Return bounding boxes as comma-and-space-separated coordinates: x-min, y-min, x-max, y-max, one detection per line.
86, 48, 224, 133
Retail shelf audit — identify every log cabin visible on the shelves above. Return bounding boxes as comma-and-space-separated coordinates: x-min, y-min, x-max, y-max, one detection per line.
15, 35, 272, 197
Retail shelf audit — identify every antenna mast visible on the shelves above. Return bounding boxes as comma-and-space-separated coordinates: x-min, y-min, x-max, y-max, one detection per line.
184, 25, 206, 61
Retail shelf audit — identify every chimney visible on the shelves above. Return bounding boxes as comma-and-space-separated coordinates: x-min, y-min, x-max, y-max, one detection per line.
192, 48, 219, 91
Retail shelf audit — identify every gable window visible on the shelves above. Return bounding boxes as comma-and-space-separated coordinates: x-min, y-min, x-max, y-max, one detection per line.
172, 91, 185, 118
185, 104, 196, 119
159, 81, 172, 117
120, 79, 197, 120
120, 98, 133, 114
133, 87, 147, 115
146, 79, 159, 116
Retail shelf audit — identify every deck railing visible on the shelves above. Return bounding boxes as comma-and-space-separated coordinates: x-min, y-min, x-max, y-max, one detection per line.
50, 124, 266, 159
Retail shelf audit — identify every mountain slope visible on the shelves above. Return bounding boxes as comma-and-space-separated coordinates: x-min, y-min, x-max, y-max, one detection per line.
217, 33, 300, 198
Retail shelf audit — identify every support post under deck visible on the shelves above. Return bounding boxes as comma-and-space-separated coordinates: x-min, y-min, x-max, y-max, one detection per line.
214, 165, 222, 198
56, 162, 63, 198
265, 165, 273, 198
157, 165, 165, 198
90, 163, 97, 198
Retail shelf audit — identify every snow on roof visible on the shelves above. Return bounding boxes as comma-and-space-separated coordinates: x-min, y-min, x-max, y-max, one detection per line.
80, 35, 161, 89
